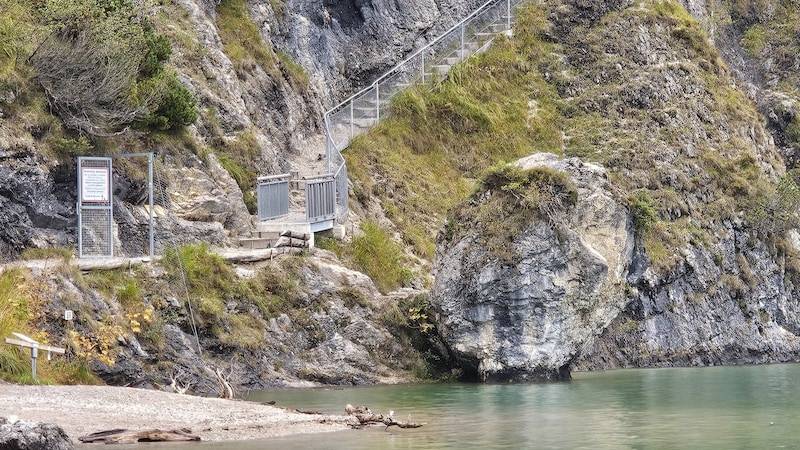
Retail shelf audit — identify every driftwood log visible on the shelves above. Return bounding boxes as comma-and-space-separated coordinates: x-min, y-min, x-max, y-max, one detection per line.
78, 428, 200, 444
345, 404, 424, 429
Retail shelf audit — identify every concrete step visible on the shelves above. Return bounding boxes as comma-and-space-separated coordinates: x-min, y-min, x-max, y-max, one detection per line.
429, 64, 452, 76
238, 237, 275, 250
490, 21, 509, 33
254, 230, 281, 240
349, 117, 379, 128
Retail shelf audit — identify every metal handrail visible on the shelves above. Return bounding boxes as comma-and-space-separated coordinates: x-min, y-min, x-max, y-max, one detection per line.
324, 0, 511, 119
257, 0, 527, 226
322, 0, 527, 224
257, 173, 291, 182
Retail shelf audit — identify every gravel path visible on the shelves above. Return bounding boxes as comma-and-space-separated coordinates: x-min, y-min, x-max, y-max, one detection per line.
0, 385, 353, 442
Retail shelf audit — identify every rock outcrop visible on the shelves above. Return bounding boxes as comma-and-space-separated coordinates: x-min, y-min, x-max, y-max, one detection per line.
430, 154, 634, 381
0, 418, 74, 450
430, 0, 800, 380
573, 222, 800, 371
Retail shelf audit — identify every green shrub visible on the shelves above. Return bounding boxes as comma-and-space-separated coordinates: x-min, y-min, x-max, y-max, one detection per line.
217, 0, 281, 79
141, 32, 172, 77
19, 247, 74, 261
0, 270, 31, 381
787, 116, 800, 147
218, 155, 257, 214
0, 0, 33, 76
480, 161, 578, 223
349, 220, 411, 294
338, 287, 370, 309
629, 190, 659, 233
162, 243, 234, 302
138, 71, 198, 131
315, 235, 343, 259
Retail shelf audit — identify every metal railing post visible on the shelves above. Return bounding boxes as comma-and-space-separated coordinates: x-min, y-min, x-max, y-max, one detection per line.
148, 152, 154, 257
421, 53, 425, 84
507, 0, 511, 31
349, 102, 354, 139
325, 116, 333, 174
376, 84, 380, 122
460, 23, 465, 61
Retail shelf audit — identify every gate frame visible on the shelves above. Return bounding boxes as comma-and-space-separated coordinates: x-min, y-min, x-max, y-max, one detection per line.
77, 153, 154, 258
305, 176, 336, 223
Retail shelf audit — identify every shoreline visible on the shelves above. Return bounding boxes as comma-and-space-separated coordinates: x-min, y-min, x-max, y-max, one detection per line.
0, 384, 354, 443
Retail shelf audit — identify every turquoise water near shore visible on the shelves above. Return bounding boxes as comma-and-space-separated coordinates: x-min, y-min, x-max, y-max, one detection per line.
129, 364, 800, 449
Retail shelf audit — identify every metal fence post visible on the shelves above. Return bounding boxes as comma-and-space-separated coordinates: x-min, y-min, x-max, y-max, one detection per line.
507, 0, 511, 30
461, 23, 465, 61
421, 53, 425, 84
349, 102, 354, 140
148, 153, 154, 257
376, 84, 380, 122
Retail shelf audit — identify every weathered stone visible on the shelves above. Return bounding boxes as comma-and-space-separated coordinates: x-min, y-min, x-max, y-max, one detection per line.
0, 418, 74, 450
430, 154, 634, 381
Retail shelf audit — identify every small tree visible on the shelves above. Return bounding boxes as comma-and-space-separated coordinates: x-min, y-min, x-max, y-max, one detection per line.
29, 0, 197, 136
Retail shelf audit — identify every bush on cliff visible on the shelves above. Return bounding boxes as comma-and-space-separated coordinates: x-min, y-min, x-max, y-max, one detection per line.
28, 0, 197, 135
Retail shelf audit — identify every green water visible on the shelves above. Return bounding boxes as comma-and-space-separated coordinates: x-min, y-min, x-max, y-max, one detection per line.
127, 364, 800, 449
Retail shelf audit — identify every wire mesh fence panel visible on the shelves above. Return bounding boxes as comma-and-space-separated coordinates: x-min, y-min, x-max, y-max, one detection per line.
77, 157, 113, 258
79, 207, 113, 257
335, 164, 349, 223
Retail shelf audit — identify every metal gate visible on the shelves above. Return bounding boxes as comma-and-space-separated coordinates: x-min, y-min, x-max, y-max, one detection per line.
78, 157, 113, 258
257, 174, 290, 220
306, 177, 336, 223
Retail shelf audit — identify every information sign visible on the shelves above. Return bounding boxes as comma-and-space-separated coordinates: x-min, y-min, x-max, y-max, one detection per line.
81, 167, 110, 203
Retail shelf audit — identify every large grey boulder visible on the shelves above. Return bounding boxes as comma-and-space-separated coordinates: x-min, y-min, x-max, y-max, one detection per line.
0, 418, 74, 450
430, 154, 634, 381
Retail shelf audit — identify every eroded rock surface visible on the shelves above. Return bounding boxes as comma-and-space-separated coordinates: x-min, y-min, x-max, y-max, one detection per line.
431, 154, 634, 381
0, 418, 74, 450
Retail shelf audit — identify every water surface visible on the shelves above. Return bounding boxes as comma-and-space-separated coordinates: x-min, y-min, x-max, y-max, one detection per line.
123, 364, 800, 449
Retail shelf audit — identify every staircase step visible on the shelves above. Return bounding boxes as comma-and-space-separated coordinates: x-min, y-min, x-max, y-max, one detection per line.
429, 64, 451, 75
490, 21, 509, 33
353, 105, 379, 114
349, 117, 379, 128
255, 230, 281, 240
238, 237, 275, 250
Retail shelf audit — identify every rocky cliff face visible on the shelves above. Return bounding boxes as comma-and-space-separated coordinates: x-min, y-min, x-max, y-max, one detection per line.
0, 0, 494, 389
0, 0, 487, 257
431, 154, 634, 381
429, 0, 800, 380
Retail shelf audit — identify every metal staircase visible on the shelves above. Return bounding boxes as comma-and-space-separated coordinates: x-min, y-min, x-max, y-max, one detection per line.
246, 0, 528, 249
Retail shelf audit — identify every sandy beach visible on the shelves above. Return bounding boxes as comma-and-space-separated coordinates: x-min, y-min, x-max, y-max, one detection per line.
0, 384, 353, 443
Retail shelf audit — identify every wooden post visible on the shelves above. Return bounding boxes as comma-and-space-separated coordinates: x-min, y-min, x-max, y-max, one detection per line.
4, 333, 65, 380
